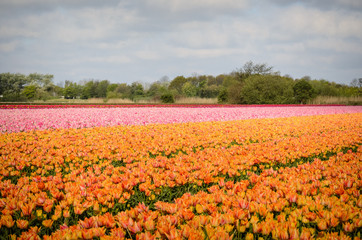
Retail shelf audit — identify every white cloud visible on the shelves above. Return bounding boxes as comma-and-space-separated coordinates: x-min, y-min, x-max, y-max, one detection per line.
1, 1, 361, 85
168, 21, 232, 48
0, 41, 19, 52
0, 4, 141, 43
276, 5, 362, 39
0, 25, 38, 38
134, 50, 161, 60
48, 6, 141, 43
88, 55, 132, 64
94, 41, 128, 50
145, 0, 249, 12
172, 47, 245, 58
268, 0, 362, 11
306, 38, 362, 54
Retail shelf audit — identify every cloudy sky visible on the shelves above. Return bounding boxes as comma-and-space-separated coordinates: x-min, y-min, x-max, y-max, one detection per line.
1, 0, 361, 85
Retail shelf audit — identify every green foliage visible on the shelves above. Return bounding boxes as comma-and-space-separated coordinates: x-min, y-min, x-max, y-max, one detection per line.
107, 83, 118, 93
28, 73, 54, 89
1, 61, 359, 103
114, 83, 132, 99
293, 79, 315, 104
200, 84, 220, 98
309, 79, 339, 96
146, 78, 170, 99
63, 81, 81, 99
130, 82, 144, 100
181, 82, 197, 97
160, 93, 175, 103
0, 72, 57, 101
21, 85, 37, 99
241, 75, 294, 104
233, 61, 275, 83
80, 80, 110, 99
227, 82, 244, 104
0, 73, 28, 100
96, 80, 110, 98
220, 75, 243, 104
217, 88, 228, 103
241, 60, 274, 76
169, 76, 187, 94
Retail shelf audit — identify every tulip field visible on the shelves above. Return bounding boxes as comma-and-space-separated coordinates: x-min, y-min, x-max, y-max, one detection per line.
0, 105, 361, 239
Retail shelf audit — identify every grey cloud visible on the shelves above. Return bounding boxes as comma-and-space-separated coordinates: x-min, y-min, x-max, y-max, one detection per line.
0, 0, 361, 85
268, 0, 362, 11
275, 6, 362, 39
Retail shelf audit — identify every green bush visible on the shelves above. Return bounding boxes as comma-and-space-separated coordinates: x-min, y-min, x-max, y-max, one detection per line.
293, 79, 315, 104
160, 93, 175, 103
240, 75, 294, 104
217, 88, 228, 103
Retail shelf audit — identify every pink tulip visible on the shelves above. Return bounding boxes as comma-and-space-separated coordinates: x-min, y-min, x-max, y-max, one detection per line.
1, 106, 361, 133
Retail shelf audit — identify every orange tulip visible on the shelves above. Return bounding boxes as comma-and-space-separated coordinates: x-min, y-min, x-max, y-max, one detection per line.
300, 228, 312, 240
317, 219, 328, 230
81, 229, 94, 240
180, 209, 194, 221
260, 222, 272, 236
165, 228, 180, 240
16, 219, 29, 229
129, 221, 142, 233
343, 222, 354, 232
245, 233, 254, 240
144, 219, 155, 231
110, 228, 126, 238
42, 219, 53, 228
20, 203, 35, 216
289, 227, 299, 240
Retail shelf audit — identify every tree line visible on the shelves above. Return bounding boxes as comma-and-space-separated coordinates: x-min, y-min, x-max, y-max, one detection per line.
1, 61, 361, 104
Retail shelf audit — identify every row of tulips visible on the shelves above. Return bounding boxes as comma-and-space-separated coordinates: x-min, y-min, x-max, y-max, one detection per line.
0, 113, 361, 239
41, 148, 361, 240
1, 106, 361, 133
0, 104, 345, 109
0, 104, 230, 109
1, 147, 360, 239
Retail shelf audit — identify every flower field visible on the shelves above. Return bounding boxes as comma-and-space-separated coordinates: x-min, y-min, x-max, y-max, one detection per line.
0, 106, 361, 239
1, 105, 361, 133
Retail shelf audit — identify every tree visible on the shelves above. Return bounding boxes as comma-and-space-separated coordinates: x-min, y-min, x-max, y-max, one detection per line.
242, 61, 274, 75
0, 73, 28, 101
217, 88, 228, 103
27, 73, 54, 88
130, 82, 144, 100
293, 79, 315, 104
350, 78, 362, 96
309, 79, 338, 96
182, 82, 197, 97
169, 76, 187, 94
116, 83, 132, 99
240, 75, 294, 104
350, 78, 362, 88
28, 73, 55, 99
234, 61, 275, 82
220, 75, 242, 103
21, 85, 37, 100
202, 85, 220, 98
63, 81, 81, 99
96, 80, 109, 98
147, 77, 170, 98
160, 93, 175, 103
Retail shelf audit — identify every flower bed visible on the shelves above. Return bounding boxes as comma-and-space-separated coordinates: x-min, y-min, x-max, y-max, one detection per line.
1, 106, 361, 133
0, 104, 345, 109
0, 113, 361, 239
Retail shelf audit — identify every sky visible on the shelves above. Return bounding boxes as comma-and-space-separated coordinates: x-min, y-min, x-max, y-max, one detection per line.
0, 0, 362, 86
